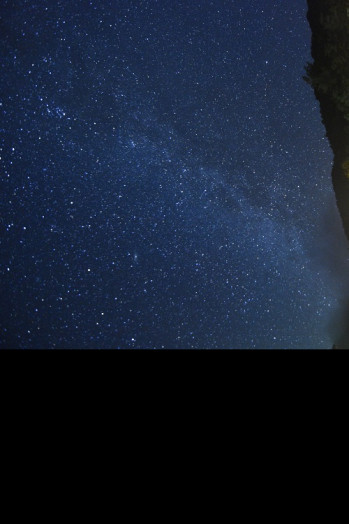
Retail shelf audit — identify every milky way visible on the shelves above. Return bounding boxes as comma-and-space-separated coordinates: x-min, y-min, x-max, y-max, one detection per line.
1, 0, 349, 349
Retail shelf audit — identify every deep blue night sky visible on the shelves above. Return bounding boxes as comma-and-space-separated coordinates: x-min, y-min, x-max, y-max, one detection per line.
1, 0, 349, 349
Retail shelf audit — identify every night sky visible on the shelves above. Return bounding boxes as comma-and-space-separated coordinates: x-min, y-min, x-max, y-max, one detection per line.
2, 0, 349, 349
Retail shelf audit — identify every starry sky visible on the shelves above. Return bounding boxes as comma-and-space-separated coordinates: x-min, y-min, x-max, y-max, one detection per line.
2, 0, 349, 349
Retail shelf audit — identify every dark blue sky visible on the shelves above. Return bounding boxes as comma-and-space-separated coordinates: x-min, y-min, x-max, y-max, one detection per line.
1, 0, 349, 349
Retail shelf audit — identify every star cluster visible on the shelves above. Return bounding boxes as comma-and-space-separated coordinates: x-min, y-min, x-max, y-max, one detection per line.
1, 0, 349, 349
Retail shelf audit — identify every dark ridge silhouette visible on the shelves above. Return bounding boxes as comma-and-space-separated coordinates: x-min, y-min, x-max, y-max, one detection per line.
305, 0, 349, 349
305, 0, 349, 239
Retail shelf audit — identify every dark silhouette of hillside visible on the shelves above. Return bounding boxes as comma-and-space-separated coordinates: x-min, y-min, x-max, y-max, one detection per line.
305, 0, 349, 349
305, 0, 349, 241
